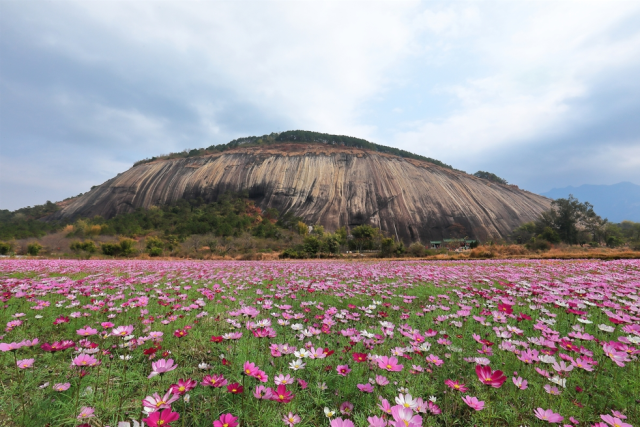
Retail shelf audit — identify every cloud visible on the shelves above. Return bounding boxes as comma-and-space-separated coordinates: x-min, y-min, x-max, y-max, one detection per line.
1, 1, 639, 210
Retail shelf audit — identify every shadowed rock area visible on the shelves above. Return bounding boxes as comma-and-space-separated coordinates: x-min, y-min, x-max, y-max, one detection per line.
48, 143, 551, 243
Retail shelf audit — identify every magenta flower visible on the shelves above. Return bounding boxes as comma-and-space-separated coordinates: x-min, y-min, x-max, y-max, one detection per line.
253, 385, 273, 399
475, 365, 506, 388
377, 356, 403, 372
213, 413, 238, 427
534, 408, 564, 423
169, 378, 197, 395
143, 408, 180, 427
336, 364, 351, 376
148, 358, 177, 378
445, 379, 468, 392
243, 361, 260, 376
17, 358, 34, 369
462, 395, 485, 411
201, 374, 227, 388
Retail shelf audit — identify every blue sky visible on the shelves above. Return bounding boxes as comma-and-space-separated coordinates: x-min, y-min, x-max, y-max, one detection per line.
1, 1, 640, 210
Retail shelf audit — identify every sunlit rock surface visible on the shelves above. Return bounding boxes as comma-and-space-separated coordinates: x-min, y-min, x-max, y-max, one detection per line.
49, 143, 551, 242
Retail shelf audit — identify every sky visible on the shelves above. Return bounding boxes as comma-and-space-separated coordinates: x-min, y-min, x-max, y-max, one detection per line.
1, 1, 640, 211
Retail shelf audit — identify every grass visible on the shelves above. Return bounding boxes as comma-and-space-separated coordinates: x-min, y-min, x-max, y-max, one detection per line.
0, 259, 638, 426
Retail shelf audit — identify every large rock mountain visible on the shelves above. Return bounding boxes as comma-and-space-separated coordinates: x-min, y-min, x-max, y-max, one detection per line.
49, 142, 551, 243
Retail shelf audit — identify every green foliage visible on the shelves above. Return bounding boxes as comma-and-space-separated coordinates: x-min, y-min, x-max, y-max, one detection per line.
525, 239, 551, 252
408, 242, 426, 257
539, 226, 561, 244
349, 224, 380, 252
0, 241, 12, 255
380, 237, 406, 257
145, 237, 164, 256
101, 239, 136, 257
473, 171, 508, 185
136, 130, 453, 170
469, 240, 479, 249
26, 242, 43, 256
302, 235, 321, 256
0, 201, 63, 240
70, 240, 97, 253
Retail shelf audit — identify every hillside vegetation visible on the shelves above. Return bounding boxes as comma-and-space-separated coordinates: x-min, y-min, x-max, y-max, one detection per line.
134, 130, 454, 169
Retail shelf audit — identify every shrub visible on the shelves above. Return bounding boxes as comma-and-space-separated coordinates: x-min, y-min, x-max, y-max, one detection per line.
101, 243, 121, 256
148, 247, 163, 257
280, 248, 302, 259
526, 239, 551, 252
469, 246, 495, 258
0, 241, 11, 255
119, 239, 136, 256
408, 242, 426, 257
70, 240, 97, 253
27, 242, 43, 256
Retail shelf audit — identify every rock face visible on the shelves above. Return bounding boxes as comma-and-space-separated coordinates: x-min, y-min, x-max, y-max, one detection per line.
49, 143, 551, 243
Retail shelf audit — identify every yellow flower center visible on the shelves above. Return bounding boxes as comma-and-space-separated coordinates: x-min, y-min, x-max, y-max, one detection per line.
387, 364, 392, 369
279, 394, 285, 399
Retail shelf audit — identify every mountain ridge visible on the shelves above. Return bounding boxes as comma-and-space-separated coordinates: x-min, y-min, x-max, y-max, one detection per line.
48, 139, 551, 244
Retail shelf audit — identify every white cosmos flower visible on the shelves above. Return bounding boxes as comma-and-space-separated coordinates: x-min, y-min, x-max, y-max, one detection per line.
598, 324, 615, 332
577, 318, 593, 324
294, 349, 310, 359
549, 376, 566, 388
324, 407, 336, 418
289, 359, 305, 371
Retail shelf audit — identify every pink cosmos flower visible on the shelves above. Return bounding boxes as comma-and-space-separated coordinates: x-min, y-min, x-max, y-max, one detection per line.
445, 379, 468, 392
330, 419, 355, 427
53, 382, 71, 391
462, 395, 485, 411
377, 356, 403, 372
357, 383, 374, 393
142, 391, 179, 411
0, 341, 23, 351
76, 326, 98, 336
367, 416, 387, 427
77, 407, 95, 419
271, 384, 294, 403
600, 415, 632, 427
253, 385, 273, 399
143, 408, 180, 427
243, 361, 259, 377
275, 374, 294, 385
112, 325, 134, 337
378, 397, 393, 415
297, 378, 308, 389
72, 354, 100, 367
17, 358, 34, 369
169, 378, 197, 395
534, 408, 564, 423
336, 365, 351, 376
391, 406, 423, 427
475, 365, 506, 388
202, 374, 228, 388
213, 413, 238, 427
340, 401, 354, 416
148, 358, 177, 378
282, 412, 301, 426
375, 375, 389, 386
512, 376, 528, 390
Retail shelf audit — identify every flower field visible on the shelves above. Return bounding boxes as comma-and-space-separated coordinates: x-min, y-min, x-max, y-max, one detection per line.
1, 259, 638, 427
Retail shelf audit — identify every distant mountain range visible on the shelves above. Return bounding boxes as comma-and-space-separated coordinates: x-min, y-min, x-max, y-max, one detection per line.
541, 182, 640, 223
